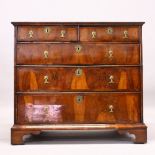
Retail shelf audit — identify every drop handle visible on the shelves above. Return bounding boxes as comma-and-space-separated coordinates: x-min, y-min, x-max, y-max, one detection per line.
108, 49, 113, 59
44, 75, 49, 84
28, 30, 33, 38
108, 105, 114, 113
123, 30, 128, 38
108, 75, 114, 83
43, 50, 48, 59
43, 106, 49, 114
60, 30, 66, 38
91, 31, 96, 38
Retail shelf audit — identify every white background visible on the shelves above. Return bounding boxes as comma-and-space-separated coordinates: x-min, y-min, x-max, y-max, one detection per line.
0, 0, 155, 154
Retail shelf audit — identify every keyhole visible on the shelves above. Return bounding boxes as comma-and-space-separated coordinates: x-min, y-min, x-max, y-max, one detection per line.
75, 45, 82, 53
75, 68, 82, 76
44, 27, 51, 34
76, 96, 83, 103
107, 27, 113, 34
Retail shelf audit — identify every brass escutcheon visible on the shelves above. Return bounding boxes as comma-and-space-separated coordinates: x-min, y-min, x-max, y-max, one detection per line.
75, 68, 82, 76
75, 45, 82, 53
107, 27, 113, 34
76, 95, 83, 103
44, 27, 51, 34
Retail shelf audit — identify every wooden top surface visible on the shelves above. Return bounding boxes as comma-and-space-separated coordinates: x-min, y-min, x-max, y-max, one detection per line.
11, 22, 145, 26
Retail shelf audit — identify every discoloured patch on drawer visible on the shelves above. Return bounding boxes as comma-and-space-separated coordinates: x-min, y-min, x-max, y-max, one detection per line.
17, 93, 141, 124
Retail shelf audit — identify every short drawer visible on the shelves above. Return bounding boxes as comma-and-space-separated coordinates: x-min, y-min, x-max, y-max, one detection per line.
80, 26, 140, 42
16, 67, 141, 92
16, 93, 141, 124
17, 26, 78, 41
16, 43, 140, 65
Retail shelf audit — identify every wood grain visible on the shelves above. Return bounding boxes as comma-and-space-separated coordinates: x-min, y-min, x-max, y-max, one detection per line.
12, 22, 146, 144
16, 67, 141, 91
17, 26, 78, 41
16, 43, 140, 65
80, 26, 139, 42
16, 93, 141, 124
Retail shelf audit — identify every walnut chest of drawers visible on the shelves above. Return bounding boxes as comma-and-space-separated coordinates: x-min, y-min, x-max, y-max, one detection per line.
11, 22, 147, 144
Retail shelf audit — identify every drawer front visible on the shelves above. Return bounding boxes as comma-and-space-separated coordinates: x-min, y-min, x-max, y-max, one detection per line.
17, 43, 140, 65
16, 67, 141, 91
17, 26, 78, 41
80, 26, 139, 42
17, 93, 141, 124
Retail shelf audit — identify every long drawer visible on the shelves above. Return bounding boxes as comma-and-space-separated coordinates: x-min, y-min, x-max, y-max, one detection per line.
16, 93, 141, 124
16, 43, 140, 65
16, 67, 141, 92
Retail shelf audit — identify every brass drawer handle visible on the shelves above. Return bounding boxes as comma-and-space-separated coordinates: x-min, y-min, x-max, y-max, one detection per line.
44, 27, 51, 34
76, 95, 83, 103
108, 49, 113, 59
44, 106, 49, 114
107, 27, 113, 34
60, 30, 66, 38
123, 30, 128, 38
75, 68, 82, 76
108, 105, 114, 113
91, 31, 96, 38
109, 75, 114, 83
44, 50, 48, 59
75, 45, 82, 53
28, 30, 33, 38
44, 75, 49, 84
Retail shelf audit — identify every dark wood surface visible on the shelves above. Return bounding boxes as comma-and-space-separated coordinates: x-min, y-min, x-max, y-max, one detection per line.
11, 22, 147, 144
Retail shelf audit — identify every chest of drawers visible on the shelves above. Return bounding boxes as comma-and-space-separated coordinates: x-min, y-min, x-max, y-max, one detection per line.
11, 22, 147, 144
